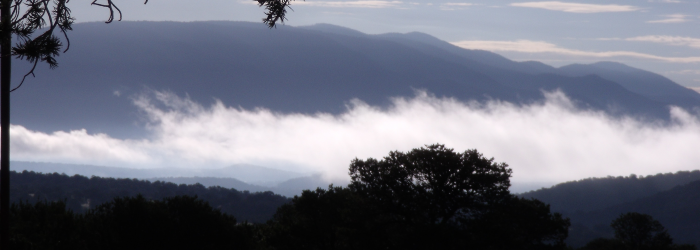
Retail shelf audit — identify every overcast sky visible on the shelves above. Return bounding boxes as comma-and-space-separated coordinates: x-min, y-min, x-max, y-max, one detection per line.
71, 0, 700, 89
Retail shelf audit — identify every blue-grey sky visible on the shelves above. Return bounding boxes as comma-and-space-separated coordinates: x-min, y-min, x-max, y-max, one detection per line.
73, 0, 700, 89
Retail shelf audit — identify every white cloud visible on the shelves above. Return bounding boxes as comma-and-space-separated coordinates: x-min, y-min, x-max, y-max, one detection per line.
293, 0, 403, 8
510, 1, 641, 13
451, 39, 700, 63
617, 36, 700, 48
647, 14, 692, 23
666, 69, 700, 75
440, 2, 474, 10
648, 0, 682, 3
9, 91, 700, 192
443, 2, 473, 6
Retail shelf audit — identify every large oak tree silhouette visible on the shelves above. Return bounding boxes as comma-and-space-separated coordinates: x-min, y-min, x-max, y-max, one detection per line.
0, 0, 297, 247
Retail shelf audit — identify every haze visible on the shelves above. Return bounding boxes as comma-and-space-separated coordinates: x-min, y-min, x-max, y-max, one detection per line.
10, 90, 700, 192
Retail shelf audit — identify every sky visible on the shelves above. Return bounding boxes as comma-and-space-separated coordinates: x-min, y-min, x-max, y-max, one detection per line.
70, 0, 700, 89
9, 0, 700, 192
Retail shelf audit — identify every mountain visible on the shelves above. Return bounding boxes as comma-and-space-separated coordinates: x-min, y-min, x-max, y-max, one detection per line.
10, 170, 290, 223
11, 21, 700, 139
520, 170, 700, 213
566, 179, 700, 247
13, 161, 343, 197
520, 170, 700, 247
12, 161, 306, 186
557, 62, 700, 112
157, 175, 351, 198
149, 176, 271, 193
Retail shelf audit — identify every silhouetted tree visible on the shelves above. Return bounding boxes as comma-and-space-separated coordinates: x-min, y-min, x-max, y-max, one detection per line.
348, 144, 512, 226
579, 238, 626, 250
83, 195, 255, 250
611, 212, 673, 250
9, 200, 85, 250
266, 185, 373, 250
470, 196, 570, 249
269, 144, 570, 250
0, 0, 301, 246
580, 213, 696, 250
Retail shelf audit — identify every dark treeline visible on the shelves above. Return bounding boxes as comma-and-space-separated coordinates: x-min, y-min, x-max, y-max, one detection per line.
520, 171, 700, 247
568, 180, 700, 247
521, 170, 700, 213
9, 171, 289, 223
7, 145, 699, 250
10, 196, 260, 249
10, 145, 572, 250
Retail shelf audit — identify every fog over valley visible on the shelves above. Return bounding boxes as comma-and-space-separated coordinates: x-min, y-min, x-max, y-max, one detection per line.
9, 89, 700, 193
5, 21, 700, 194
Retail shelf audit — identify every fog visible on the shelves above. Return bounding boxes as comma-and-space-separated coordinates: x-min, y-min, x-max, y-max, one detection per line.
9, 90, 700, 191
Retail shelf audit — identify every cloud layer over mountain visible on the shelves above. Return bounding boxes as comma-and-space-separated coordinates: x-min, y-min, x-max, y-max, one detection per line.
9, 90, 700, 190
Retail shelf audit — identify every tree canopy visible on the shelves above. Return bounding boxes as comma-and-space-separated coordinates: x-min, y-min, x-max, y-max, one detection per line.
348, 144, 512, 226
579, 212, 696, 250
268, 144, 570, 250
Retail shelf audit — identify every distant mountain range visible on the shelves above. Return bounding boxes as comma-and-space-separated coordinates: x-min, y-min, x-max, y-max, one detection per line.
12, 161, 345, 197
10, 170, 290, 223
11, 21, 700, 139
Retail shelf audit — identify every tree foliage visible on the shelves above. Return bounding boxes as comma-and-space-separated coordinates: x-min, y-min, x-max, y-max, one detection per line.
9, 196, 263, 250
579, 212, 696, 250
10, 170, 290, 223
268, 144, 570, 250
348, 144, 512, 226
611, 212, 673, 250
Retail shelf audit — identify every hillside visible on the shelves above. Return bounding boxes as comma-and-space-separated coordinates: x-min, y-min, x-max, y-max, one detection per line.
520, 170, 700, 213
11, 21, 699, 139
520, 170, 700, 247
10, 170, 290, 223
566, 179, 700, 247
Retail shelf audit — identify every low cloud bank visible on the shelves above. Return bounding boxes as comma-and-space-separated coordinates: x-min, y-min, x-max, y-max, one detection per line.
8, 90, 700, 189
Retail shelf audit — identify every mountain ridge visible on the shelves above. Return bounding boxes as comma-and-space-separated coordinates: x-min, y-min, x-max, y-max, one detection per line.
11, 21, 699, 139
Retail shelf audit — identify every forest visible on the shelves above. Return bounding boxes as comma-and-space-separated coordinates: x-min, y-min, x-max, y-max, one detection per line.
9, 171, 290, 223
7, 145, 699, 250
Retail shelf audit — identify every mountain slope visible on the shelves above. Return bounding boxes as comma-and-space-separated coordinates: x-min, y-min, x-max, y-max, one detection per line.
10, 170, 290, 223
565, 179, 700, 247
520, 170, 700, 214
12, 161, 307, 186
11, 21, 696, 139
558, 62, 700, 111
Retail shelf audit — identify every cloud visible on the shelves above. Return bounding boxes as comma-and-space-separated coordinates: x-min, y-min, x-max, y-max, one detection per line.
648, 0, 682, 3
293, 0, 404, 8
647, 14, 692, 23
442, 2, 473, 6
510, 1, 641, 13
451, 39, 700, 63
665, 69, 700, 75
440, 2, 474, 10
689, 87, 700, 93
611, 36, 700, 48
9, 91, 700, 192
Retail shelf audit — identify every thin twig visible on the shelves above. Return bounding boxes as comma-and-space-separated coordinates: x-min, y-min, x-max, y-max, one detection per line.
10, 60, 38, 92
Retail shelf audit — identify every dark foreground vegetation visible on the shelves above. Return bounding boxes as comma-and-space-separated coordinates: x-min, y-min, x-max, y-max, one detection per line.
10, 171, 289, 223
522, 171, 700, 247
7, 144, 698, 250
